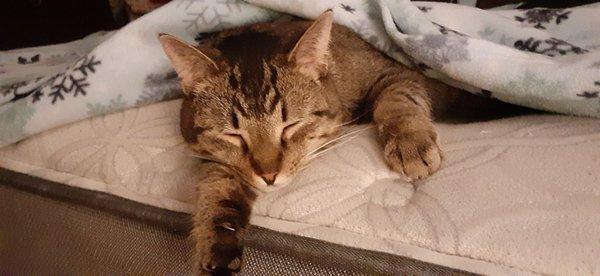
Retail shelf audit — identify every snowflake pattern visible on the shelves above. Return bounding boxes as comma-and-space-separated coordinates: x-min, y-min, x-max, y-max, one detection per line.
217, 0, 243, 13
417, 6, 432, 13
514, 8, 571, 30
86, 94, 128, 116
48, 74, 90, 103
434, 22, 467, 37
477, 27, 514, 46
180, 0, 249, 32
31, 87, 44, 103
175, 0, 197, 10
340, 3, 355, 13
577, 91, 599, 98
136, 72, 182, 106
184, 7, 229, 32
73, 55, 101, 76
505, 71, 566, 102
405, 34, 470, 69
17, 54, 40, 64
0, 100, 35, 144
4, 77, 48, 102
194, 31, 219, 43
514, 37, 588, 57
1, 81, 26, 97
5, 55, 101, 105
351, 17, 390, 52
577, 81, 600, 99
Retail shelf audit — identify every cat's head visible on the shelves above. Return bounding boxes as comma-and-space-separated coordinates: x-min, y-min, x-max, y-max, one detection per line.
159, 11, 344, 192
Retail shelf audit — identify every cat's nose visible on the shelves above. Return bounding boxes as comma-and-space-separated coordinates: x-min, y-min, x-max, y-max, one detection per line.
260, 172, 278, 185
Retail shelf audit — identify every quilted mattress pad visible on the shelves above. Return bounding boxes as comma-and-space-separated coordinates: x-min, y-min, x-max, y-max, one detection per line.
1, 99, 600, 275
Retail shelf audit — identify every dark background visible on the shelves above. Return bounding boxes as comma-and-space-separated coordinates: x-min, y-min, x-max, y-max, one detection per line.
1, 0, 598, 51
0, 0, 121, 50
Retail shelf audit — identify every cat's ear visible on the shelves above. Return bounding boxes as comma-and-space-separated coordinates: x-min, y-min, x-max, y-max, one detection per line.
288, 10, 333, 81
158, 33, 219, 92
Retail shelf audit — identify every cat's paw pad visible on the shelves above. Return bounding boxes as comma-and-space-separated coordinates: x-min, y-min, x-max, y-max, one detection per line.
384, 131, 442, 181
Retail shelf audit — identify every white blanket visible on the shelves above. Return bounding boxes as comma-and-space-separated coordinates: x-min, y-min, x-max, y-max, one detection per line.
1, 0, 600, 148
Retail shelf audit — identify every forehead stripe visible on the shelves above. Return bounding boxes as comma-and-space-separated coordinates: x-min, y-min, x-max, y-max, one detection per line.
311, 110, 335, 119
268, 92, 281, 114
233, 97, 249, 117
281, 97, 288, 122
230, 111, 240, 129
228, 74, 239, 89
267, 64, 282, 114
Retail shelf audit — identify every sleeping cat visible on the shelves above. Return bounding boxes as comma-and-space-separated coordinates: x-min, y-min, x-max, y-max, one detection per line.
159, 10, 515, 274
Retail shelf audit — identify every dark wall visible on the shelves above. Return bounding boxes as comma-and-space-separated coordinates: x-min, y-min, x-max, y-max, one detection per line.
0, 0, 121, 50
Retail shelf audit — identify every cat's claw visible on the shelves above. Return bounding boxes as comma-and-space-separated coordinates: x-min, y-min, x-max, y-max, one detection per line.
221, 222, 236, 232
198, 253, 242, 275
198, 266, 237, 276
383, 130, 442, 181
228, 257, 242, 270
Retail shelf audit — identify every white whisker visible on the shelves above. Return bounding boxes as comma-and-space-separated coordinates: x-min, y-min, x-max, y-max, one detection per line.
297, 165, 310, 172
187, 153, 218, 162
180, 151, 232, 168
304, 125, 373, 158
170, 149, 220, 163
308, 132, 364, 159
305, 131, 367, 162
335, 107, 374, 127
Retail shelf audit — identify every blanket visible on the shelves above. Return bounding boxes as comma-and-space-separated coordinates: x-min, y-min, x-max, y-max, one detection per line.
1, 0, 600, 147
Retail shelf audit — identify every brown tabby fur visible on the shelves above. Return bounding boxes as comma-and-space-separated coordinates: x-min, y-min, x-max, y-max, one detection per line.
159, 11, 525, 275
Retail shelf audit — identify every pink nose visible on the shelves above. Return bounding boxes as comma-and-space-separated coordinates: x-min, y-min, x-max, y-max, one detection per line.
260, 172, 278, 185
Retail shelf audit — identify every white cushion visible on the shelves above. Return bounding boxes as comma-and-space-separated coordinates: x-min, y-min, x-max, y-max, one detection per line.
2, 99, 600, 275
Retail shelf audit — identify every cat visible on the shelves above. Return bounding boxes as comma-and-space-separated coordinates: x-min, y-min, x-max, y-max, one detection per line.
159, 10, 522, 275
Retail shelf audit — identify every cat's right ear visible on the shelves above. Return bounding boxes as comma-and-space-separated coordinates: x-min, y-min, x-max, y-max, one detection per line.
288, 10, 333, 82
158, 33, 219, 92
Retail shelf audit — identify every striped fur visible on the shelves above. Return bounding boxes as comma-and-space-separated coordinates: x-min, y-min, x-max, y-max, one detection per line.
159, 11, 514, 275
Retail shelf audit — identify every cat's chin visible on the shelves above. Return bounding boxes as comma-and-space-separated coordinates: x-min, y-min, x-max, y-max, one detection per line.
252, 185, 284, 193
249, 175, 293, 193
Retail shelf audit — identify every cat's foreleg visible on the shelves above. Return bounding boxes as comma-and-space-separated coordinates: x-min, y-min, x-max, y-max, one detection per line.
371, 74, 442, 181
192, 162, 255, 275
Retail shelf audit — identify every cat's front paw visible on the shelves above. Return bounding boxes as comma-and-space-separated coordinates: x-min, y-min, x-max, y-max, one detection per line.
383, 130, 442, 181
193, 200, 249, 275
196, 234, 243, 276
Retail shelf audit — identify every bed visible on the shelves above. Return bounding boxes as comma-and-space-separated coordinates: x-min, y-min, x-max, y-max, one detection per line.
2, 99, 599, 275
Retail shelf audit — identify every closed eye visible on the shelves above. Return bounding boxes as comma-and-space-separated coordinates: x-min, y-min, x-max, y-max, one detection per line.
222, 132, 248, 151
281, 121, 300, 145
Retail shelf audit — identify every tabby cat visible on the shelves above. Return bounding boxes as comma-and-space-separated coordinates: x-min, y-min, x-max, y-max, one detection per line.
159, 11, 508, 275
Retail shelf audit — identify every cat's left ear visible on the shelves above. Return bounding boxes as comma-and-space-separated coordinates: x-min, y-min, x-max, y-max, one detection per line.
158, 33, 220, 92
288, 10, 333, 81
